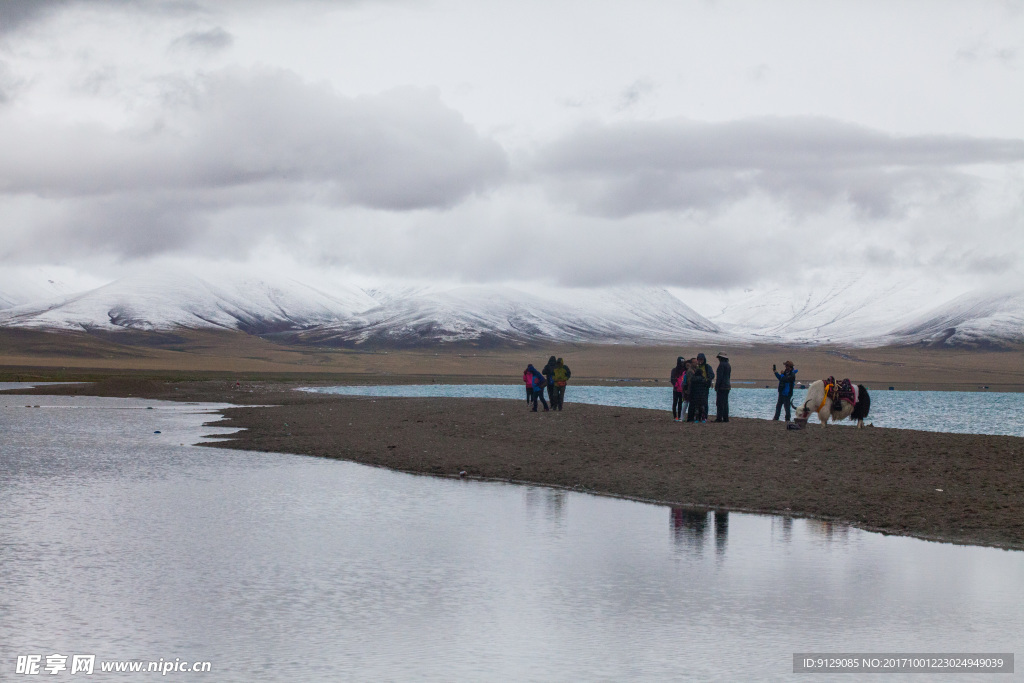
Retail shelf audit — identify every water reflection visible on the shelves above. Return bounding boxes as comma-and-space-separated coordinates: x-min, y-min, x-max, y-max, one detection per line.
670, 507, 708, 552
772, 516, 794, 543
714, 511, 729, 556
670, 509, 731, 556
523, 486, 568, 526
805, 518, 851, 543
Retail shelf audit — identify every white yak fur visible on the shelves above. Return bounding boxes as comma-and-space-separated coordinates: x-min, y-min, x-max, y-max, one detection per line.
795, 379, 867, 427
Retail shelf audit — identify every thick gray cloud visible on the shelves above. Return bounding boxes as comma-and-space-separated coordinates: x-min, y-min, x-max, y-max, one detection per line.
535, 117, 1024, 218
0, 68, 509, 208
0, 67, 508, 259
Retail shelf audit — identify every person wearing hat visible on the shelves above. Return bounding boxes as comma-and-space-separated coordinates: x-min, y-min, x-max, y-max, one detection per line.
773, 360, 798, 422
714, 352, 731, 422
686, 352, 715, 423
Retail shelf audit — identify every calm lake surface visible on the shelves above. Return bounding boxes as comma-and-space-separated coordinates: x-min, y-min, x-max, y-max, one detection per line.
2, 388, 1021, 681
305, 384, 1024, 437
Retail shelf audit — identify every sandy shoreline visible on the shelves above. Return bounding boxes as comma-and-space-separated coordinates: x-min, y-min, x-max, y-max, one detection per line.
6, 377, 1024, 551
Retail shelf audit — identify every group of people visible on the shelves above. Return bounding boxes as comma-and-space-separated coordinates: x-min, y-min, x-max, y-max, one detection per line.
670, 352, 731, 422
669, 354, 799, 423
523, 356, 572, 412
519, 352, 800, 422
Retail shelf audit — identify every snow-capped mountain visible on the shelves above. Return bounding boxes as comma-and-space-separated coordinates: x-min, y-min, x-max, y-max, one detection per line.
0, 269, 378, 333
300, 285, 725, 346
885, 288, 1024, 347
705, 273, 958, 343
0, 266, 1020, 347
703, 273, 1024, 347
0, 270, 727, 346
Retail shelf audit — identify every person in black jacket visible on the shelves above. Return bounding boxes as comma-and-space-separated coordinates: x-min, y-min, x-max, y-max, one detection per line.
686, 353, 715, 423
773, 360, 798, 422
541, 355, 557, 406
714, 352, 731, 422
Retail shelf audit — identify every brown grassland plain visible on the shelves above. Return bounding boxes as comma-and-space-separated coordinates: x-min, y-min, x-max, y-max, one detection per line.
2, 327, 1024, 390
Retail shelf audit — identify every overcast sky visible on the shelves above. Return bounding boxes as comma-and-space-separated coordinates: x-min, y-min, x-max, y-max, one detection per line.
0, 0, 1022, 297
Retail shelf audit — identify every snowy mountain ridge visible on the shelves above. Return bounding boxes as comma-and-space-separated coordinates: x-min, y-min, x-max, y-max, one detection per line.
0, 268, 1021, 347
299, 284, 725, 347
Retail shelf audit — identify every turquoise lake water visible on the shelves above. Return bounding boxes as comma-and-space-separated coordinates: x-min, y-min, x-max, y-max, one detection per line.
302, 384, 1024, 437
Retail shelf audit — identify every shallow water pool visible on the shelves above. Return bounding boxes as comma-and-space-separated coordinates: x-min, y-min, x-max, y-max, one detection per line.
2, 394, 1021, 680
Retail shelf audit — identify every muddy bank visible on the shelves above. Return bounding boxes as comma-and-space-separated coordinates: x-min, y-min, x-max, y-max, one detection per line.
6, 378, 1024, 550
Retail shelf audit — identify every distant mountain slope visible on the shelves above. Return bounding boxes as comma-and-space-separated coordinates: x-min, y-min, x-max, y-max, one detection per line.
299, 285, 725, 347
0, 273, 725, 346
705, 273, 970, 344
0, 270, 378, 334
885, 288, 1024, 348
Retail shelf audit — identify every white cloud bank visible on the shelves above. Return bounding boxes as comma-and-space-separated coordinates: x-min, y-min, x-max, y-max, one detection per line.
0, 0, 1021, 300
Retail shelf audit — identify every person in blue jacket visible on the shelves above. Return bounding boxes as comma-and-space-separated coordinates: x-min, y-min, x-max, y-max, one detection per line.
527, 364, 549, 412
773, 360, 798, 422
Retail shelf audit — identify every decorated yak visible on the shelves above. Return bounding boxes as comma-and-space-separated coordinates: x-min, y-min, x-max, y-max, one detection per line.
793, 377, 871, 428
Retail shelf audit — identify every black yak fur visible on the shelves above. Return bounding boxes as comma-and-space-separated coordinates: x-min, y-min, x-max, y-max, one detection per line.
850, 385, 871, 420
